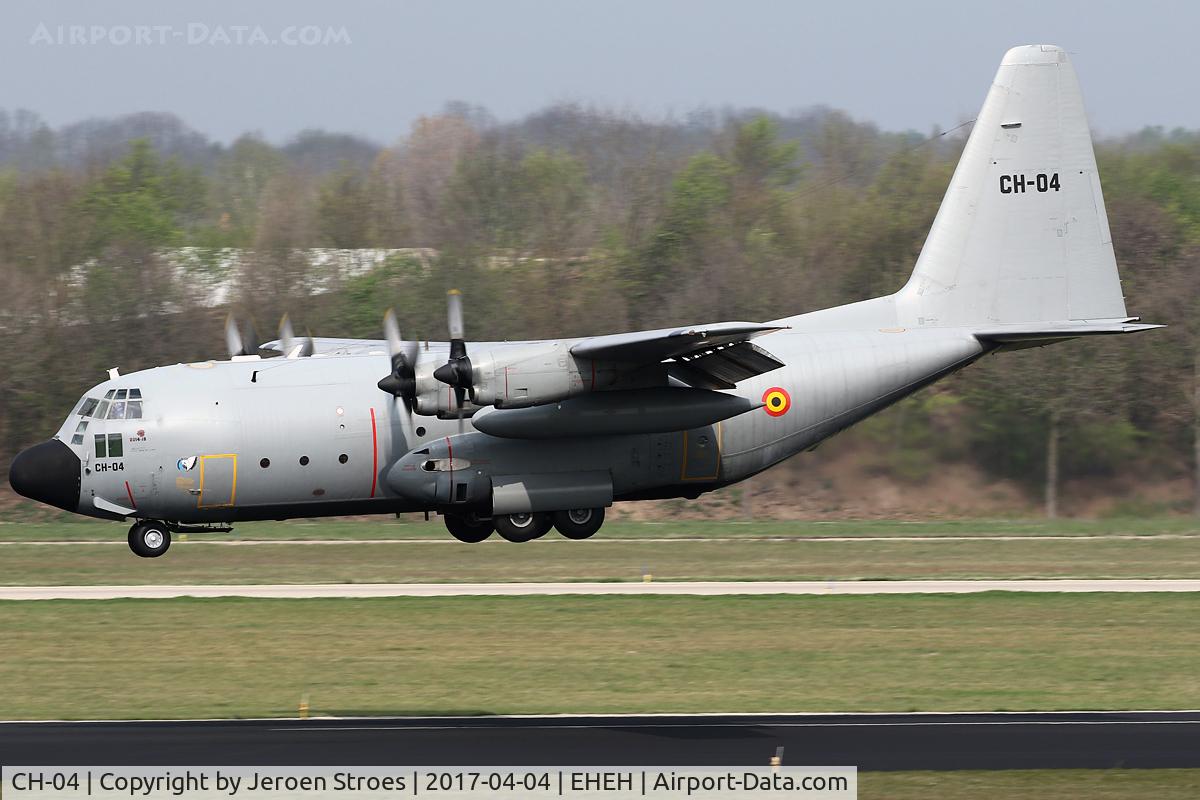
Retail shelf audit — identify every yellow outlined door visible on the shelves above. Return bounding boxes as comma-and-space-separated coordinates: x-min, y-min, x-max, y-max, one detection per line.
197, 454, 237, 508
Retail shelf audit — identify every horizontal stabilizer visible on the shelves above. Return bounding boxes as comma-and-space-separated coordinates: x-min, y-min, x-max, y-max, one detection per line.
974, 318, 1164, 344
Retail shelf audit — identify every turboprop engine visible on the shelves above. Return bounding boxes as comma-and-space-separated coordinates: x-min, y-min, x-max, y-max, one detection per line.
379, 290, 622, 418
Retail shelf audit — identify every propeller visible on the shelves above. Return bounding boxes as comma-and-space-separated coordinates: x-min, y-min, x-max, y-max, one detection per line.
377, 308, 419, 412
432, 289, 473, 413
224, 314, 259, 358
278, 314, 315, 358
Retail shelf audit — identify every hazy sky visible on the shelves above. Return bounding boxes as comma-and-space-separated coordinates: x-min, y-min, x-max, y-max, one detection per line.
2, 0, 1192, 144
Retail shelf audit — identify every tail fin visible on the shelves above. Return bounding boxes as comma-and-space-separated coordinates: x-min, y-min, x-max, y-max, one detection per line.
896, 45, 1132, 330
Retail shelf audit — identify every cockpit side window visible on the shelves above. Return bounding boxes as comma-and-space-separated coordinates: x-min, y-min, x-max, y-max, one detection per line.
126, 400, 142, 419
104, 389, 115, 399
108, 401, 127, 419
78, 398, 99, 417
95, 400, 110, 419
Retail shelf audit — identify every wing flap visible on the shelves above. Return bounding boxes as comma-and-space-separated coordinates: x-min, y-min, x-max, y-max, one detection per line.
669, 341, 785, 389
570, 322, 786, 364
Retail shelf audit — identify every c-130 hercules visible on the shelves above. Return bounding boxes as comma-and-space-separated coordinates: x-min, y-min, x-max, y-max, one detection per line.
10, 45, 1159, 556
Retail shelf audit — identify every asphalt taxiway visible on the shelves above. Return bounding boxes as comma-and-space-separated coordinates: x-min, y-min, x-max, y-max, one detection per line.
2, 712, 1198, 769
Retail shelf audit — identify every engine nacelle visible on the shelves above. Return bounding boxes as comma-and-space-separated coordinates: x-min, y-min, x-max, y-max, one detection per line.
469, 342, 617, 408
413, 361, 486, 418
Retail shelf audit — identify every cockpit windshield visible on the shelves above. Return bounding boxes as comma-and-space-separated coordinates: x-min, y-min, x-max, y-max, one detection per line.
74, 388, 143, 421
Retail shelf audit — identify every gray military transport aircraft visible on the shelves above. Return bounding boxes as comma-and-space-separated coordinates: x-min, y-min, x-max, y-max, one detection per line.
10, 45, 1159, 556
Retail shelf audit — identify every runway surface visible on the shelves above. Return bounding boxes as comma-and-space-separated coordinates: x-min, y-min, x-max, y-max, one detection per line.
3, 533, 1197, 544
3, 579, 1200, 599
2, 712, 1198, 769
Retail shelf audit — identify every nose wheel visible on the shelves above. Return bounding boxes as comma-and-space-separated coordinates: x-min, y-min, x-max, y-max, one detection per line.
128, 520, 171, 558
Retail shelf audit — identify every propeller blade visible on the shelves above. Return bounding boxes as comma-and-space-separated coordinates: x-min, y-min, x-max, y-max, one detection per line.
224, 314, 244, 358
377, 309, 419, 412
279, 314, 296, 351
241, 320, 259, 355
383, 308, 402, 353
225, 314, 257, 357
300, 328, 315, 358
447, 289, 464, 341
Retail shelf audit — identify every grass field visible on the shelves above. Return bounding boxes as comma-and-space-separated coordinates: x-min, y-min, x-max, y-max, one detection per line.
3, 532, 1200, 585
861, 770, 1200, 798
2, 593, 1198, 720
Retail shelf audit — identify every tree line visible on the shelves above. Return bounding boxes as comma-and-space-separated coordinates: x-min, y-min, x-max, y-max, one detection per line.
1, 103, 1197, 516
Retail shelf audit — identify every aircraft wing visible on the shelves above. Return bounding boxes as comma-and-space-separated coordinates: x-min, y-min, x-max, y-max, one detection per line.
570, 322, 785, 364
260, 337, 386, 356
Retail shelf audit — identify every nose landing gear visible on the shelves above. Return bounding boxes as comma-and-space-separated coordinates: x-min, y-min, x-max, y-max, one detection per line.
128, 520, 171, 558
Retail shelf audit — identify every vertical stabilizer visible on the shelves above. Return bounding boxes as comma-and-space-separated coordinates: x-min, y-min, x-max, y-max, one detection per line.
896, 45, 1128, 329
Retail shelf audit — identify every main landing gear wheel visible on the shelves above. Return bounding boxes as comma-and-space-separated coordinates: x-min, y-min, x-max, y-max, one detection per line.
553, 507, 605, 540
128, 520, 171, 558
444, 513, 494, 543
494, 512, 553, 543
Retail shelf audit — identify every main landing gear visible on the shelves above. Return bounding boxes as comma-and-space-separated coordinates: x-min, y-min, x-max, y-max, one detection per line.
128, 519, 171, 558
552, 507, 605, 540
446, 508, 606, 543
443, 513, 495, 543
493, 512, 554, 543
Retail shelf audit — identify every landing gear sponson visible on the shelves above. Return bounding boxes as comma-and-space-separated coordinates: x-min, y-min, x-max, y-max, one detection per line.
443, 507, 605, 543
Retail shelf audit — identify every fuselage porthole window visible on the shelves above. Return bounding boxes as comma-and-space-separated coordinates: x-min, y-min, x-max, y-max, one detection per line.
299, 456, 309, 466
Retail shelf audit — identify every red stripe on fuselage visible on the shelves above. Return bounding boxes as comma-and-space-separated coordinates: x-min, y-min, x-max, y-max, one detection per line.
445, 436, 453, 505
124, 480, 136, 509
369, 407, 378, 498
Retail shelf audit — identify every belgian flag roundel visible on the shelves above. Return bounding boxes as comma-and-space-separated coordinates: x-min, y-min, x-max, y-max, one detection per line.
762, 386, 791, 417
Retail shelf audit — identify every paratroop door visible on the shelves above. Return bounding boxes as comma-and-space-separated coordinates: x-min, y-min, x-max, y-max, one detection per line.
197, 454, 237, 508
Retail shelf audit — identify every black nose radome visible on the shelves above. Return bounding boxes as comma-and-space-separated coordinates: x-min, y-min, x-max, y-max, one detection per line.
9, 439, 81, 513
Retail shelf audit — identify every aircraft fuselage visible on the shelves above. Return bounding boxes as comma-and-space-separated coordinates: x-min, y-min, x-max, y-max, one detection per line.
30, 321, 986, 525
